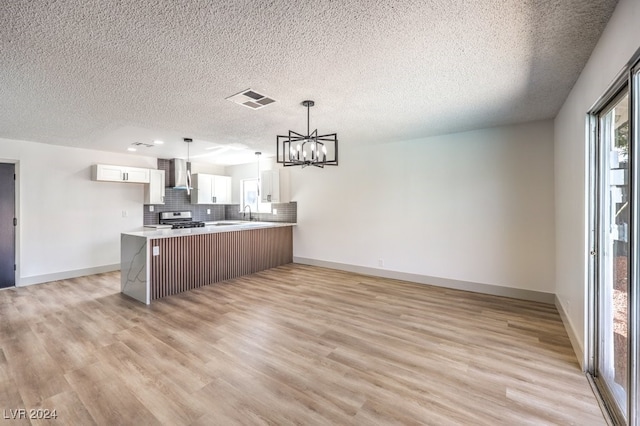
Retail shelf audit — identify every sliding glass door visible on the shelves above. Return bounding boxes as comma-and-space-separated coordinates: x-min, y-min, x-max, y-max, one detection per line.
595, 90, 630, 422
589, 58, 639, 426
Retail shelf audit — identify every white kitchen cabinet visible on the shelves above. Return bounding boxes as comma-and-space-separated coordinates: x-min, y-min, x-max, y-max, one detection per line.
92, 164, 150, 183
213, 175, 231, 204
191, 173, 213, 204
260, 169, 289, 203
144, 169, 165, 204
191, 173, 231, 204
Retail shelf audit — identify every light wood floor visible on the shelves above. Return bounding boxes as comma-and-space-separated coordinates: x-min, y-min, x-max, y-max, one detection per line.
0, 264, 604, 425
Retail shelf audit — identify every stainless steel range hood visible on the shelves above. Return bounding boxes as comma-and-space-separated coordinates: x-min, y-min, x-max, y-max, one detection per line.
168, 159, 191, 189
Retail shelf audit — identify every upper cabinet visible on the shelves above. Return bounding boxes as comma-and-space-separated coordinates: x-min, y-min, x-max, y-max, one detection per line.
191, 173, 231, 204
213, 175, 231, 204
92, 164, 150, 183
144, 169, 165, 204
261, 169, 290, 203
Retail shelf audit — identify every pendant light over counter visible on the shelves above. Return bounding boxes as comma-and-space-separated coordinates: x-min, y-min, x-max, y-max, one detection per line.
276, 100, 338, 168
184, 137, 192, 195
255, 151, 261, 199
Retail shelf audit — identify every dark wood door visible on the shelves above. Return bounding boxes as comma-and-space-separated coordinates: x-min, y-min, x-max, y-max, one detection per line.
0, 163, 15, 288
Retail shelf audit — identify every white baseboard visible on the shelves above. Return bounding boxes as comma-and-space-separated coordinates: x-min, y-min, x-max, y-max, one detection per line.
293, 257, 555, 304
555, 295, 585, 370
17, 264, 120, 287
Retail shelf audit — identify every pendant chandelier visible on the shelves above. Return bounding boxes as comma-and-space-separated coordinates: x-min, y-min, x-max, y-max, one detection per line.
276, 100, 338, 168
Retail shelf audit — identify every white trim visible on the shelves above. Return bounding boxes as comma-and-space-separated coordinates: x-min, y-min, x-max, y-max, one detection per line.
556, 294, 585, 370
293, 257, 555, 304
17, 263, 119, 287
587, 374, 616, 426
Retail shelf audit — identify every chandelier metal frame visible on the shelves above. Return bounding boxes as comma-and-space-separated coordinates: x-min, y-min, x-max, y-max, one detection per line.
276, 100, 338, 168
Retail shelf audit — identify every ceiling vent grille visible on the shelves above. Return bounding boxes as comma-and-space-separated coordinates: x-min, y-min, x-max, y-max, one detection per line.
226, 89, 276, 110
131, 142, 154, 148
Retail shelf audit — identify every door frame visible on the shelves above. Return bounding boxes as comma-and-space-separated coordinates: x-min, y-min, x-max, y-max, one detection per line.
587, 47, 640, 426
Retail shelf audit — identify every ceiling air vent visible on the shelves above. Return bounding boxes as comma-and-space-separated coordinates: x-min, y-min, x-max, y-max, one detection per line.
131, 142, 154, 148
226, 89, 276, 110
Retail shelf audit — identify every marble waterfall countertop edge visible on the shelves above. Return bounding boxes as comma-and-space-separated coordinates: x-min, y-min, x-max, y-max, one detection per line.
122, 221, 296, 239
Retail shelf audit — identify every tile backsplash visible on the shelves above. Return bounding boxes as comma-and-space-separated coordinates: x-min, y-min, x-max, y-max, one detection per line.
225, 202, 297, 223
143, 188, 225, 224
143, 187, 296, 224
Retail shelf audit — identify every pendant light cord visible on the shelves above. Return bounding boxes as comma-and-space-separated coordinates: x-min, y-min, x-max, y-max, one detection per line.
307, 102, 310, 137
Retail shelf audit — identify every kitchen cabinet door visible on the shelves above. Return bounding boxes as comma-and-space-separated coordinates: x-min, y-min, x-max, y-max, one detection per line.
124, 167, 150, 183
260, 170, 275, 203
262, 170, 286, 203
92, 164, 150, 183
191, 173, 213, 204
144, 169, 165, 204
93, 164, 124, 181
260, 169, 290, 203
213, 175, 231, 204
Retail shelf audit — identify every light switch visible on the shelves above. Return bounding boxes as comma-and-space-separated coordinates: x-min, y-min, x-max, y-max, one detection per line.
152, 246, 160, 256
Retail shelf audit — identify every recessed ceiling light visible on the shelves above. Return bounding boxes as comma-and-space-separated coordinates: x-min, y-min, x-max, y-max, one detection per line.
153, 140, 164, 145
127, 147, 137, 152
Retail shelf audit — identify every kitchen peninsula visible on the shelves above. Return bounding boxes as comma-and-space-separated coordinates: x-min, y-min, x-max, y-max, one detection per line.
121, 222, 294, 304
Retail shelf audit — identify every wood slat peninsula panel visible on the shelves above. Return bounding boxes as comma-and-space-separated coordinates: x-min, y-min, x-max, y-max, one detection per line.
150, 226, 293, 300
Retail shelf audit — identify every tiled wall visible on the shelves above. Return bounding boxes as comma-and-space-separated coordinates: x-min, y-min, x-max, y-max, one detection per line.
143, 188, 226, 224
143, 188, 297, 224
225, 202, 297, 223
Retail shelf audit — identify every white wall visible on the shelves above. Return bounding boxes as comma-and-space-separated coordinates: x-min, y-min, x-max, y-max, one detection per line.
291, 120, 555, 294
554, 0, 640, 360
0, 137, 156, 285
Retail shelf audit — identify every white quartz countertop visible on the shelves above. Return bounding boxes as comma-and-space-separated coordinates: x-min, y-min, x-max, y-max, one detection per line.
124, 221, 296, 239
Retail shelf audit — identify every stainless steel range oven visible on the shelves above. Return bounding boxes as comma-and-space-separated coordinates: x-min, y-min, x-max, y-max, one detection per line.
157, 211, 205, 229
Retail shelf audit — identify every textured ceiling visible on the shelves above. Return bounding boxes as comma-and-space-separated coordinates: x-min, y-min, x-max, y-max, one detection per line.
0, 0, 618, 164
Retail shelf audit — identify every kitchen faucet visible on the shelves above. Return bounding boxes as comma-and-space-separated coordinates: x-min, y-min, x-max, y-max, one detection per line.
243, 204, 252, 221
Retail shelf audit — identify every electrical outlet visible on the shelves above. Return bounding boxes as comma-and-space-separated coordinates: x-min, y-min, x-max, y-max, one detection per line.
122, 210, 128, 218
149, 205, 154, 212
207, 209, 211, 214
272, 208, 278, 215
152, 246, 160, 256
378, 259, 384, 267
